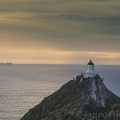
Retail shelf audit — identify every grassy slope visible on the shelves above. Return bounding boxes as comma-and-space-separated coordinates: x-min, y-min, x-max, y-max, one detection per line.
21, 80, 83, 120
21, 79, 120, 120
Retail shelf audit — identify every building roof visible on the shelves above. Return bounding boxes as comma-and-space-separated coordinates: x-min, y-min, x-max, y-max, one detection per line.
87, 60, 94, 65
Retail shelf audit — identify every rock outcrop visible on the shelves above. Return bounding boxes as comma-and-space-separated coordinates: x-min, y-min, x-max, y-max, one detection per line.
77, 75, 110, 107
90, 76, 109, 107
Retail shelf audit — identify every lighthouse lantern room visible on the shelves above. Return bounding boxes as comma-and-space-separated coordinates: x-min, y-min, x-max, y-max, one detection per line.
84, 60, 95, 78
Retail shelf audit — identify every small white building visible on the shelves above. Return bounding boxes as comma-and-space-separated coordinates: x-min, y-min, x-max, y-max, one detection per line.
84, 60, 95, 78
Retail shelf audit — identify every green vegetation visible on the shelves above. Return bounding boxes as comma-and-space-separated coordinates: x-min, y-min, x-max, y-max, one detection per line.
21, 79, 120, 120
21, 80, 83, 120
107, 103, 120, 120
105, 91, 120, 112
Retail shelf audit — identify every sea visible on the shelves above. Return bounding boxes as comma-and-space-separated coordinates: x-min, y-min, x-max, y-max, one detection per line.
0, 64, 120, 120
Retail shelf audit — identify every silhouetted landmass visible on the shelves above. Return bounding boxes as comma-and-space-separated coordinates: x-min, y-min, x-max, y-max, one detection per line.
0, 62, 13, 66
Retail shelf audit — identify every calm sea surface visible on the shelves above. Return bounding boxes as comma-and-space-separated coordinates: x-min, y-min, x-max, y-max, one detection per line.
0, 65, 120, 120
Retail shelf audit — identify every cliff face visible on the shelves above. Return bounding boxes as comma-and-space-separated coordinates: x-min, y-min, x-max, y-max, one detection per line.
75, 75, 110, 108
90, 76, 109, 107
21, 75, 120, 120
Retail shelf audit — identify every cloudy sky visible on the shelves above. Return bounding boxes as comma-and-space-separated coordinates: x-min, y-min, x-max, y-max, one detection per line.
0, 0, 120, 64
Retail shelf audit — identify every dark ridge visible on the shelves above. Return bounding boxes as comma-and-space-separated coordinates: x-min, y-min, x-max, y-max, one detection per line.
20, 76, 120, 120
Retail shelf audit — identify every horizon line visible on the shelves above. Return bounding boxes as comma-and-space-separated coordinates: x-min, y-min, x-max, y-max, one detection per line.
8, 63, 120, 65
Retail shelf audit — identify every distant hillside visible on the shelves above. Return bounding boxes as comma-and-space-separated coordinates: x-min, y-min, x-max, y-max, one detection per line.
20, 75, 120, 120
0, 62, 13, 66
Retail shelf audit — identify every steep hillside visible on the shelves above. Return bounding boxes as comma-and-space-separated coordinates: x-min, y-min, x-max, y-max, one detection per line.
20, 75, 120, 120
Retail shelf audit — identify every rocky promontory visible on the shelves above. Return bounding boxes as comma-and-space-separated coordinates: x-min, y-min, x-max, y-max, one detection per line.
20, 75, 120, 120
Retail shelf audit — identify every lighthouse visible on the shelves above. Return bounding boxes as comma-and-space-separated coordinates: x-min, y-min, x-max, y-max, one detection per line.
84, 60, 95, 78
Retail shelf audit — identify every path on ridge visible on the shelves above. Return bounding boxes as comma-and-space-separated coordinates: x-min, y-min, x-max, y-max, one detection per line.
75, 89, 88, 115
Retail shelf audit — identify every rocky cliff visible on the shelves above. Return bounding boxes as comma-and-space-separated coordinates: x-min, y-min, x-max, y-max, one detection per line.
20, 75, 120, 120
77, 75, 110, 108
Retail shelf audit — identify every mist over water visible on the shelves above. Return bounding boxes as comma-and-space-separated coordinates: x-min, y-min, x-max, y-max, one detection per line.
0, 65, 120, 120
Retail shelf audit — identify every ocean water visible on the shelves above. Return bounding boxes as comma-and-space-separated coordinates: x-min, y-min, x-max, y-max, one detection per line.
0, 64, 120, 120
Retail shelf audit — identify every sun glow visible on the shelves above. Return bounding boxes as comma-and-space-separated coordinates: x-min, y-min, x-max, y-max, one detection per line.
0, 46, 120, 64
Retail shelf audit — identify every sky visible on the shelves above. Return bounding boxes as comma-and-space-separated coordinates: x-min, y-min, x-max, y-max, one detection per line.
0, 0, 120, 64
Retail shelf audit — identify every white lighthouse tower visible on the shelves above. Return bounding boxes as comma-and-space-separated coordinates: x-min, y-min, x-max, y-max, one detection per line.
84, 60, 95, 78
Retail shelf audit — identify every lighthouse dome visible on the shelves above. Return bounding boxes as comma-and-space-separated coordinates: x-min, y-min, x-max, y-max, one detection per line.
87, 60, 94, 65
